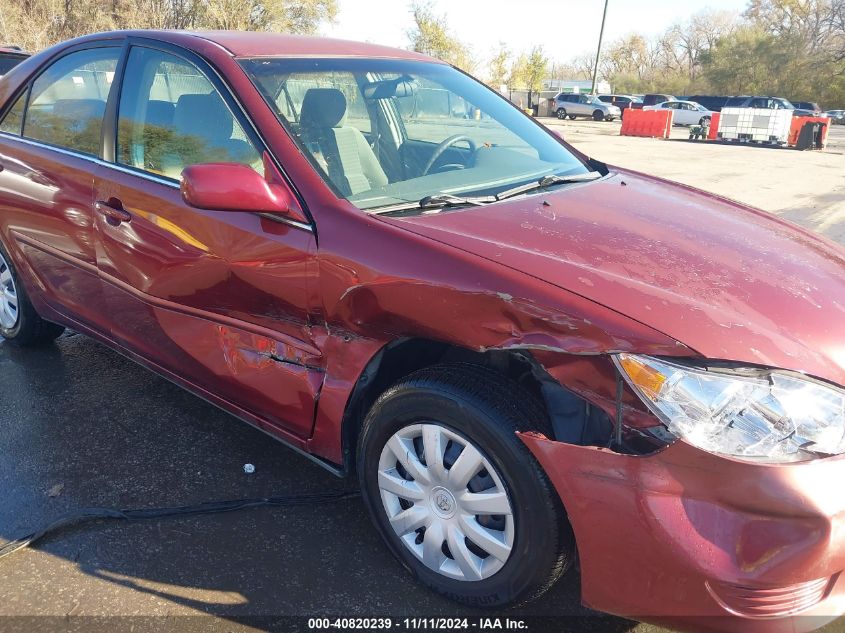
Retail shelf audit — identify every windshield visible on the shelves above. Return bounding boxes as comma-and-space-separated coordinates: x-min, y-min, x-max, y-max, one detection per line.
239, 58, 588, 210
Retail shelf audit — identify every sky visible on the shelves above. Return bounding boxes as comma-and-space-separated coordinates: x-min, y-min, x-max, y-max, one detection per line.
322, 0, 746, 64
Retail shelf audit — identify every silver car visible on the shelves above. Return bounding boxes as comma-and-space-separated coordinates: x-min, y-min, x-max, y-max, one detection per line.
554, 93, 621, 122
826, 110, 845, 125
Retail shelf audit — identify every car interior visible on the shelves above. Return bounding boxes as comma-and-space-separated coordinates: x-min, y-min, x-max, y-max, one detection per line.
240, 59, 587, 210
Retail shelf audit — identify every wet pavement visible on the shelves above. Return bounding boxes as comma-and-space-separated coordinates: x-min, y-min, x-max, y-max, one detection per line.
0, 332, 647, 632
4, 333, 844, 633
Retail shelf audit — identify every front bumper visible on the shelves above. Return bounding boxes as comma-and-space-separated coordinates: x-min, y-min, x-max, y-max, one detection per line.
519, 433, 845, 633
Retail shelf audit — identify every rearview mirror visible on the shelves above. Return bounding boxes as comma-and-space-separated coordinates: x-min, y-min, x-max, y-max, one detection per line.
362, 75, 417, 100
181, 162, 307, 224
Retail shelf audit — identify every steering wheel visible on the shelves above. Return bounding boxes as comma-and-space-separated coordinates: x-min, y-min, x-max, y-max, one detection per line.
422, 135, 477, 176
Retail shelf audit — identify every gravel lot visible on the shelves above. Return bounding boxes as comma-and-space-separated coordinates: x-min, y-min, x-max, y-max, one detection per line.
0, 119, 844, 633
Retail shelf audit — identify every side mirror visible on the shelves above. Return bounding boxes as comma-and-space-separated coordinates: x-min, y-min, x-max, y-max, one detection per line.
180, 160, 308, 224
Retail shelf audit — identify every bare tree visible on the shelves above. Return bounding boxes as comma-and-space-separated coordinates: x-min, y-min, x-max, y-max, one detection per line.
0, 0, 338, 50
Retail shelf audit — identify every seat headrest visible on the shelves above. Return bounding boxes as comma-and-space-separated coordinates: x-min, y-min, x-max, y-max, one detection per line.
173, 92, 233, 142
300, 88, 347, 129
145, 100, 175, 128
52, 99, 106, 122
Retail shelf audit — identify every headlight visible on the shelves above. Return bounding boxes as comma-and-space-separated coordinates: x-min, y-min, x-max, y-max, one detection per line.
614, 354, 845, 462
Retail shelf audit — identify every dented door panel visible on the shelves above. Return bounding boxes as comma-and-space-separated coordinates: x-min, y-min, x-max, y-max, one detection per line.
93, 167, 321, 437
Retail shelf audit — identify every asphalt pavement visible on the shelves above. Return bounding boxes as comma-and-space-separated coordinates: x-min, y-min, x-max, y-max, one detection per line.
0, 332, 639, 632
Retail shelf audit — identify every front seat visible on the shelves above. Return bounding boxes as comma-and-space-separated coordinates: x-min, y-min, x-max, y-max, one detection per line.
299, 88, 388, 196
170, 92, 255, 167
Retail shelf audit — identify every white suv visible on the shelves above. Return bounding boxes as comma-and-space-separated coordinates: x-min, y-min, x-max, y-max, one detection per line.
554, 93, 621, 121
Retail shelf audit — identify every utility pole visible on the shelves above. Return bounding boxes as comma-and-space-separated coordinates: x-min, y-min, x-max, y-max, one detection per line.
590, 0, 609, 95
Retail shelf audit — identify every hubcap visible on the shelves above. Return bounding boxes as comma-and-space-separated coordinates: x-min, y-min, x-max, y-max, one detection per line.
0, 251, 18, 330
377, 423, 515, 581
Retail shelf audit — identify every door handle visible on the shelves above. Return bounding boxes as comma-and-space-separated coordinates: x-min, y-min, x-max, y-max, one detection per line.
95, 200, 131, 225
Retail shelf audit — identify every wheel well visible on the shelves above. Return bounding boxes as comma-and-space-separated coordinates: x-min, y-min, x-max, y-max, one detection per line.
339, 338, 612, 475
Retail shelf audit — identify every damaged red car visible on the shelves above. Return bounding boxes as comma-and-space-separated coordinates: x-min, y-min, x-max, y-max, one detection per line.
2, 30, 845, 632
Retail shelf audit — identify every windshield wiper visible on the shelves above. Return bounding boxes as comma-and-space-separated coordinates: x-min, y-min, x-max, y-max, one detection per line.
367, 172, 602, 216
419, 193, 495, 208
495, 171, 603, 201
368, 192, 495, 215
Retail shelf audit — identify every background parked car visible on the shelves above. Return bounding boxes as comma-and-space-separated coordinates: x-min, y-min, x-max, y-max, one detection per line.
554, 93, 621, 121
643, 100, 713, 126
597, 94, 641, 117
680, 94, 730, 112
0, 46, 28, 78
826, 109, 845, 124
629, 93, 675, 110
722, 95, 807, 116
791, 101, 823, 116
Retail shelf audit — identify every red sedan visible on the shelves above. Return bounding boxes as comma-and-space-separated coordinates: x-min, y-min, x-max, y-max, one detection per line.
1, 30, 845, 632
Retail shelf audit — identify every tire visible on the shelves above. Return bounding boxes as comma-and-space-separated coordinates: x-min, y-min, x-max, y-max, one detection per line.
592, 110, 604, 121
568, 114, 576, 120
0, 241, 64, 346
555, 108, 566, 120
605, 116, 616, 122
358, 363, 574, 608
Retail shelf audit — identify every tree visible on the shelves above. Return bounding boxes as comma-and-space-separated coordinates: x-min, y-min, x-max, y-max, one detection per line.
487, 42, 510, 90
665, 9, 737, 80
523, 46, 547, 106
406, 2, 476, 72
564, 8, 737, 95
0, 0, 338, 51
702, 5, 845, 107
701, 25, 784, 95
200, 0, 338, 32
507, 52, 528, 100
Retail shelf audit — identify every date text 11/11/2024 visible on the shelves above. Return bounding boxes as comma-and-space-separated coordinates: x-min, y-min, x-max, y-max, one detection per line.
307, 618, 529, 630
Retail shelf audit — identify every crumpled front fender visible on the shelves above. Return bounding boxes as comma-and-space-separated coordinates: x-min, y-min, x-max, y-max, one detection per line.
519, 432, 845, 632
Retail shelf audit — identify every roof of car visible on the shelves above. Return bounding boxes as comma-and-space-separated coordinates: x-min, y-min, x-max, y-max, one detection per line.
0, 46, 27, 56
68, 30, 436, 62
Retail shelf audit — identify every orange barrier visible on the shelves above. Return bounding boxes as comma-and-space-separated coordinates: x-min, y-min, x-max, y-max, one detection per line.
620, 109, 673, 138
788, 116, 830, 149
707, 112, 720, 140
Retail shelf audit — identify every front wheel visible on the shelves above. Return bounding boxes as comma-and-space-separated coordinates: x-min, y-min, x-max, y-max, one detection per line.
592, 110, 604, 121
358, 364, 573, 607
0, 242, 64, 346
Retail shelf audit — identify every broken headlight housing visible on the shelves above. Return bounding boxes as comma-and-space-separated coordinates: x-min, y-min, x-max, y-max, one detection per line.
614, 354, 845, 462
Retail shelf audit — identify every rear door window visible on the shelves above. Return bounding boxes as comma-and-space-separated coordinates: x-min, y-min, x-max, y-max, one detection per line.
0, 90, 27, 135
23, 47, 119, 156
